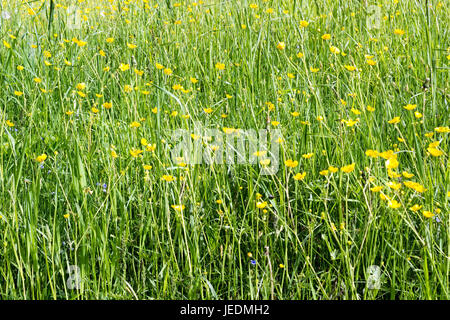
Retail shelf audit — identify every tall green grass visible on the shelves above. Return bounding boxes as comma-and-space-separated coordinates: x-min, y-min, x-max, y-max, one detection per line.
0, 0, 448, 299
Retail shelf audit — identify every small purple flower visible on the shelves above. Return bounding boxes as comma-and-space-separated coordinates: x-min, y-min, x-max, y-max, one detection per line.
433, 216, 441, 223
250, 260, 256, 265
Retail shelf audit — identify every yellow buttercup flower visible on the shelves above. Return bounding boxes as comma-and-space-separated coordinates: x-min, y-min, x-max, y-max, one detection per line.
403, 181, 427, 193
285, 159, 298, 168
130, 121, 141, 128
427, 147, 443, 157
388, 116, 401, 124
429, 141, 440, 148
341, 119, 359, 127
422, 210, 434, 218
403, 104, 417, 110
256, 201, 267, 209
328, 166, 338, 173
409, 204, 422, 212
119, 63, 130, 72
215, 62, 225, 70
276, 42, 286, 50
380, 193, 390, 201
388, 181, 402, 190
293, 172, 306, 181
385, 157, 399, 169
141, 138, 148, 146
365, 150, 379, 158
402, 171, 414, 178
341, 163, 355, 173
388, 200, 401, 209
434, 126, 449, 133
76, 83, 86, 90
171, 204, 185, 212
253, 151, 267, 157
146, 144, 156, 152
162, 175, 176, 182
330, 46, 340, 54
379, 150, 395, 160
344, 65, 356, 71
371, 186, 383, 192
35, 154, 47, 163
350, 108, 361, 115
223, 127, 236, 134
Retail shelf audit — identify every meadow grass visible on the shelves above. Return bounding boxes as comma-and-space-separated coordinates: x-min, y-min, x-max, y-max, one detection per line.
0, 0, 449, 299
